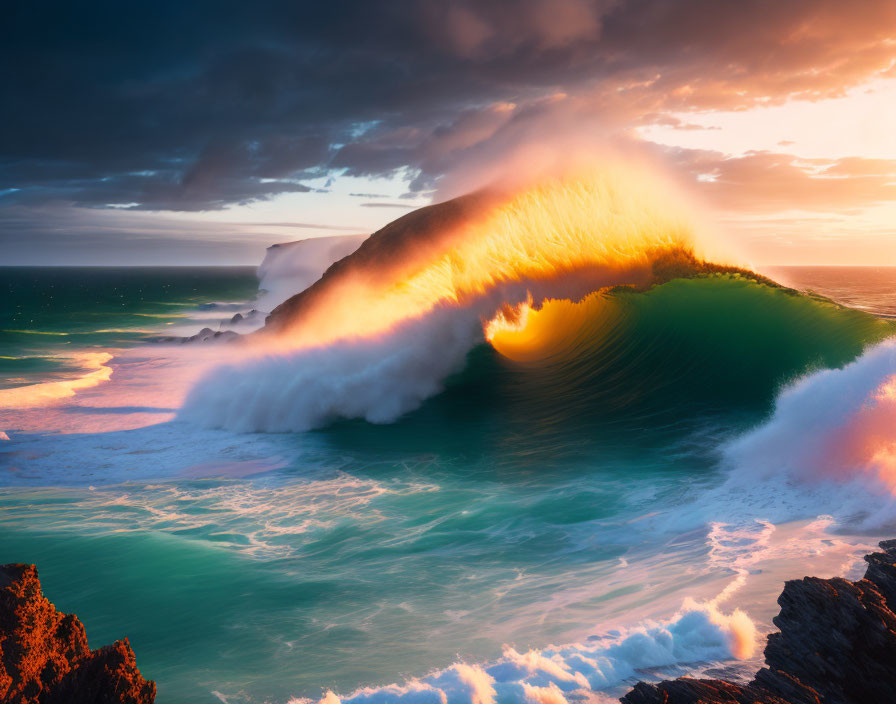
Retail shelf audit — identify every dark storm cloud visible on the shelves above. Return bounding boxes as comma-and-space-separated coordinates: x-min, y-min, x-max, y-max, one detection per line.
1, 0, 895, 213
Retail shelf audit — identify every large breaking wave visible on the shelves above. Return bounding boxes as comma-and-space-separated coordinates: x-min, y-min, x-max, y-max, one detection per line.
181, 165, 894, 442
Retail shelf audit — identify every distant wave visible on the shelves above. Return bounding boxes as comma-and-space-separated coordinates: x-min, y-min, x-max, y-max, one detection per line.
256, 234, 367, 313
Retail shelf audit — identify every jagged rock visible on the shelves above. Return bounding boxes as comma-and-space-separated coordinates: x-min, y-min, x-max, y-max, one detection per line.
621, 540, 896, 704
229, 312, 244, 324
623, 678, 791, 703
0, 564, 155, 704
174, 327, 241, 344
192, 327, 215, 341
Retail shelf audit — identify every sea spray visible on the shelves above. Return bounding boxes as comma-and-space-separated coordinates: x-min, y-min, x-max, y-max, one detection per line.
181, 306, 485, 431
722, 337, 896, 529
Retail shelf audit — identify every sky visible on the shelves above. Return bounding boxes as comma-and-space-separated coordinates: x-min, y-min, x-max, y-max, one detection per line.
2, 1, 896, 266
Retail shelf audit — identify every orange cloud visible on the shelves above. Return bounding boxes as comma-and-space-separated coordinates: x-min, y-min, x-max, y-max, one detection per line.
669, 150, 896, 213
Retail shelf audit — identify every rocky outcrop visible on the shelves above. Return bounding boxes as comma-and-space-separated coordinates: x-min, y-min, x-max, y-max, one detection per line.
152, 327, 241, 344
0, 564, 155, 704
622, 540, 896, 704
264, 192, 492, 332
256, 234, 368, 314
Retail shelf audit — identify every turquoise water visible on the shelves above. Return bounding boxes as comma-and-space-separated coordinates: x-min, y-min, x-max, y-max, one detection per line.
0, 266, 258, 389
1, 266, 895, 703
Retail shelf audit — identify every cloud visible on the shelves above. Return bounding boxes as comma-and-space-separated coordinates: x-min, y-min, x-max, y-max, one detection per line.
0, 204, 358, 265
359, 203, 418, 209
3, 0, 894, 213
667, 149, 896, 212
3, 1, 896, 262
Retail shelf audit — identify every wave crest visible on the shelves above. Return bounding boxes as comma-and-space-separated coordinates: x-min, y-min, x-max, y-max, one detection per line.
183, 165, 749, 431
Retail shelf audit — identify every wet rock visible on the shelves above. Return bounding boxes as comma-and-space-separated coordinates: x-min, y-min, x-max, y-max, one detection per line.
621, 540, 896, 704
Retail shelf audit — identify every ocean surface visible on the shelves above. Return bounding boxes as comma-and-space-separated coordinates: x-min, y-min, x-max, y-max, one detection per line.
1, 264, 895, 704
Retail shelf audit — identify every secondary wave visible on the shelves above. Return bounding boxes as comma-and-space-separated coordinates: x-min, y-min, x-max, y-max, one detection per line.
721, 338, 896, 527
309, 599, 754, 704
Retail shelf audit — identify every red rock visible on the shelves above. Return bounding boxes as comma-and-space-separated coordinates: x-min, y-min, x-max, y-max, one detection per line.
0, 564, 155, 704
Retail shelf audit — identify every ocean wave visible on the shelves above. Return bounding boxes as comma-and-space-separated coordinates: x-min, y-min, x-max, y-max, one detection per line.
302, 599, 754, 704
721, 338, 896, 530
183, 274, 893, 435
182, 166, 893, 435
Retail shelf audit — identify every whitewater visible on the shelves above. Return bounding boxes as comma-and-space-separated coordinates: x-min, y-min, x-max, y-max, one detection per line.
2, 167, 896, 704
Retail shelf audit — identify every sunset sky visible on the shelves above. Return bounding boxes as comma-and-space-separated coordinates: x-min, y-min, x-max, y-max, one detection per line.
3, 1, 896, 265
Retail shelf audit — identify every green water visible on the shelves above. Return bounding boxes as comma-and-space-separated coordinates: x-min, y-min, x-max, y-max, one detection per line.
327, 275, 894, 461
0, 449, 713, 702
0, 266, 257, 389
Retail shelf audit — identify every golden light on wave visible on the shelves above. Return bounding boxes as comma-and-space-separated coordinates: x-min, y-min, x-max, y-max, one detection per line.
0, 352, 114, 409
484, 297, 534, 345
485, 292, 623, 363
268, 164, 718, 352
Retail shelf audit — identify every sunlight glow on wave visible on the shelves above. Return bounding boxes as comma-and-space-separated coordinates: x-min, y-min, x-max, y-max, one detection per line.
0, 352, 114, 408
264, 165, 717, 352
485, 293, 626, 363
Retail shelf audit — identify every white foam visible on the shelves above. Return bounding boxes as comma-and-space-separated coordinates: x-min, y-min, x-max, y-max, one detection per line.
313, 599, 753, 704
720, 338, 896, 530
180, 305, 484, 432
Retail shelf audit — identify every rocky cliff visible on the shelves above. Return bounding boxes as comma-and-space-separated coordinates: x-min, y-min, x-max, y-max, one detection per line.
0, 563, 155, 704
622, 539, 896, 704
263, 191, 492, 332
